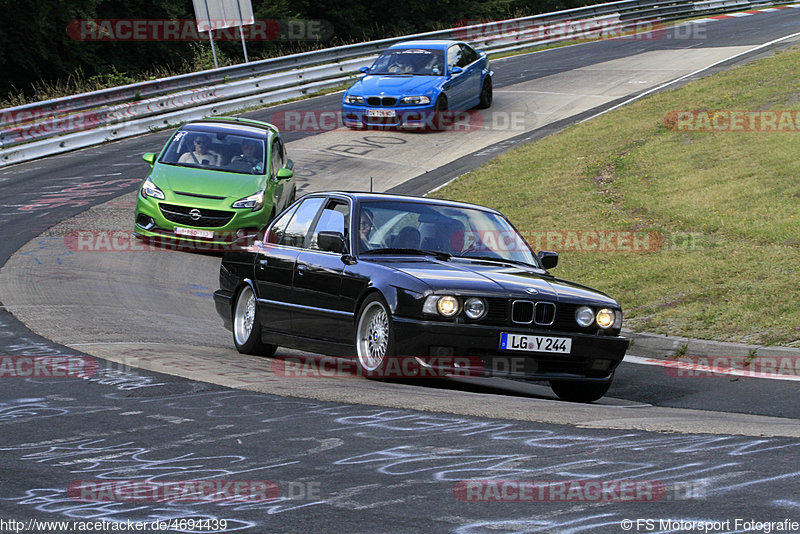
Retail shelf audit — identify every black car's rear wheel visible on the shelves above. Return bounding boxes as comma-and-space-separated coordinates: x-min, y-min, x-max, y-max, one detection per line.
355, 295, 396, 377
233, 285, 277, 356
549, 374, 613, 403
477, 77, 493, 109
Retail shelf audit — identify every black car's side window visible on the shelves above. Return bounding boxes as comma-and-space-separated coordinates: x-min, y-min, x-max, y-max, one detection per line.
278, 197, 325, 248
265, 203, 299, 245
309, 200, 350, 252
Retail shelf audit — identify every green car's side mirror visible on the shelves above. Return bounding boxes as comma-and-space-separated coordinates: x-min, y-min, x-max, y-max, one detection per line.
142, 153, 156, 166
276, 167, 293, 180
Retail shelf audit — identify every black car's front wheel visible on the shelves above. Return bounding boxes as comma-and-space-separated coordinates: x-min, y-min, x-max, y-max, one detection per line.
355, 294, 396, 378
233, 285, 277, 356
549, 374, 613, 403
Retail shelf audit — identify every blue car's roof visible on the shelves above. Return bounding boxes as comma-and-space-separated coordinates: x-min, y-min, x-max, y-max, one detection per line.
386, 40, 462, 51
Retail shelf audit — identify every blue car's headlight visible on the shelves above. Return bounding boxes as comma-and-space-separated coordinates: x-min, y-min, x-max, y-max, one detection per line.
345, 95, 364, 104
400, 96, 431, 105
141, 177, 165, 200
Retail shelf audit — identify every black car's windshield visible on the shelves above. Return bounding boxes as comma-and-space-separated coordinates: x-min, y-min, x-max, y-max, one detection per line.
357, 200, 538, 266
159, 128, 266, 175
370, 48, 445, 76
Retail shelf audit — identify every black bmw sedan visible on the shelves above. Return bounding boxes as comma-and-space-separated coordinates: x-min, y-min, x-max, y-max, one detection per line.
213, 192, 629, 402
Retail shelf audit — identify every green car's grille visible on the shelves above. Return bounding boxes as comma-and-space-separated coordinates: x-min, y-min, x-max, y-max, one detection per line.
159, 203, 234, 228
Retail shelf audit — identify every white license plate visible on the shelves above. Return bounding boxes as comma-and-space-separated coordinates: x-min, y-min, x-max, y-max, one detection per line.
367, 109, 396, 118
499, 333, 572, 354
174, 227, 214, 239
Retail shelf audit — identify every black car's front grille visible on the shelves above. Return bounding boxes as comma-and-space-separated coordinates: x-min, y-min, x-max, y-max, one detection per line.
474, 299, 600, 333
510, 300, 556, 325
534, 302, 556, 325
482, 298, 508, 324
511, 300, 534, 324
159, 203, 234, 228
366, 96, 398, 107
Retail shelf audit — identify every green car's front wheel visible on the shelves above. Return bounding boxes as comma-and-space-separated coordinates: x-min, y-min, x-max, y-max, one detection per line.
233, 285, 277, 356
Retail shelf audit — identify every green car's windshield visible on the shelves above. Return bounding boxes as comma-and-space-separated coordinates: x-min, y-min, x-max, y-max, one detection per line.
358, 200, 539, 267
159, 129, 266, 175
370, 49, 445, 76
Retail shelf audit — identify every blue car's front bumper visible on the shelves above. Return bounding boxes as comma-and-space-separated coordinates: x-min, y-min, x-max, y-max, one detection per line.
342, 102, 439, 129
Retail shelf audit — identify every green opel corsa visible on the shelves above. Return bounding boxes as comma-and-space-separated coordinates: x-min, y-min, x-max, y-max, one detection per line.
134, 117, 296, 249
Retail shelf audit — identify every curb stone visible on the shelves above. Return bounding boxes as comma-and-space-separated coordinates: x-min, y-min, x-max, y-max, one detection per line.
622, 328, 800, 359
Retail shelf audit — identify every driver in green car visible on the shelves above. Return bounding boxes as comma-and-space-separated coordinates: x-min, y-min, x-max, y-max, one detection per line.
179, 134, 222, 166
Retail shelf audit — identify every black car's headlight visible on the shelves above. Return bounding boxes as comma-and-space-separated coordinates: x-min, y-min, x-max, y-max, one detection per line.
345, 95, 364, 104
400, 96, 430, 105
141, 177, 165, 200
575, 306, 594, 327
423, 295, 459, 317
596, 308, 615, 329
232, 190, 265, 211
464, 297, 487, 320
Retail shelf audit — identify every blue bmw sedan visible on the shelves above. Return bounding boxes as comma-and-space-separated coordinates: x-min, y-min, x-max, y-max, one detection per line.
342, 40, 493, 130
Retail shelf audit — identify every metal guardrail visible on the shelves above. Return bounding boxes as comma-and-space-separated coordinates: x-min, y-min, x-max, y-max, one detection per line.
0, 0, 790, 167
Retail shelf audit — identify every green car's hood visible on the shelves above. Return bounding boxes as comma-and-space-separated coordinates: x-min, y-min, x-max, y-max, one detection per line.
151, 163, 265, 199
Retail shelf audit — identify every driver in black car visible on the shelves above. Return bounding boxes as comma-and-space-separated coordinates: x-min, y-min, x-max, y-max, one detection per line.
358, 208, 376, 253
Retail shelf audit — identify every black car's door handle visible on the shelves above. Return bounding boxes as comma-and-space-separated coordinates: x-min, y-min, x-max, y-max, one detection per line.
296, 264, 307, 275
258, 258, 268, 268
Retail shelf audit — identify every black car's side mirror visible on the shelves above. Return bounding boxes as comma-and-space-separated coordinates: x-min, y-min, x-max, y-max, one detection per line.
537, 250, 558, 270
317, 231, 346, 254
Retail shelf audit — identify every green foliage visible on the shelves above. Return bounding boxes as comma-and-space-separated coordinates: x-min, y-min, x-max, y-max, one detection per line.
0, 0, 612, 103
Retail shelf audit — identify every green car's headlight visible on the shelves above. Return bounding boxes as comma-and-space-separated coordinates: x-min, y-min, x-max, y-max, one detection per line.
232, 190, 265, 211
141, 177, 165, 200
400, 96, 430, 105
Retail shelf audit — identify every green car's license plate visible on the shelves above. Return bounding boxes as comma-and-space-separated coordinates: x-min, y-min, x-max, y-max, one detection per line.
174, 227, 214, 239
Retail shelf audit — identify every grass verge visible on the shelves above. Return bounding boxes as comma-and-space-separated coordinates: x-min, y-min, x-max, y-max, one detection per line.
433, 45, 800, 346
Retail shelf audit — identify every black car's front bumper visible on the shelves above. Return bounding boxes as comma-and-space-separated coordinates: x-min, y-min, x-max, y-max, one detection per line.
392, 316, 629, 382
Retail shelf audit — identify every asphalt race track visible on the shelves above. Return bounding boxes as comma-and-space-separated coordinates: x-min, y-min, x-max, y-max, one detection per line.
2, 11, 800, 533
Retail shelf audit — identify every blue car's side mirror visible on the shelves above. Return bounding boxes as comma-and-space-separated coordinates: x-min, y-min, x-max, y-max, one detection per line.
450, 66, 463, 75
360, 66, 370, 74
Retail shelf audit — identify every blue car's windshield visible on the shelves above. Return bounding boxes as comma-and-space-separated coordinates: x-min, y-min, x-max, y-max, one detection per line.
370, 49, 445, 76
358, 200, 538, 266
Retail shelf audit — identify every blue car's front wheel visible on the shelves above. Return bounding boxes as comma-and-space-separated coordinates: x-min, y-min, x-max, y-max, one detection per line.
478, 77, 492, 109
433, 96, 448, 131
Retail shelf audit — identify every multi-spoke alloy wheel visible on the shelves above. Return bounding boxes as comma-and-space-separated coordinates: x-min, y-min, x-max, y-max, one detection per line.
233, 285, 277, 356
